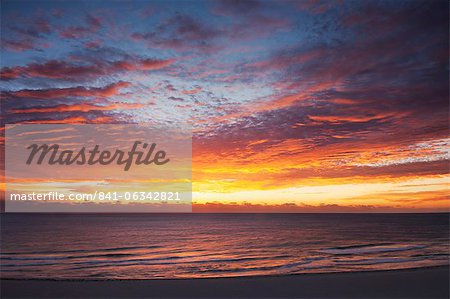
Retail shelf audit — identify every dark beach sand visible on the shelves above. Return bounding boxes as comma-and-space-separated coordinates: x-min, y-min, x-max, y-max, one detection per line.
1, 266, 448, 299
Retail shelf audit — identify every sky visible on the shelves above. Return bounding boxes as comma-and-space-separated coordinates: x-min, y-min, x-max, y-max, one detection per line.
1, 0, 449, 212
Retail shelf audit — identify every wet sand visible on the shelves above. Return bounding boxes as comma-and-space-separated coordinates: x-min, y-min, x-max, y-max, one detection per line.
1, 266, 448, 298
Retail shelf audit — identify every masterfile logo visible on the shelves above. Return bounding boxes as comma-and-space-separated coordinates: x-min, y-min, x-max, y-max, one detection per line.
26, 141, 170, 171
5, 124, 192, 212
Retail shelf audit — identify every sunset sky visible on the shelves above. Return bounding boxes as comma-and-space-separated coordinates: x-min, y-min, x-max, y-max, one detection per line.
1, 0, 449, 212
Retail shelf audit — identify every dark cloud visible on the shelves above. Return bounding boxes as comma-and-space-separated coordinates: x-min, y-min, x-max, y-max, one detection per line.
1, 13, 53, 52
3, 81, 130, 100
131, 14, 222, 53
169, 96, 185, 102
213, 0, 262, 16
59, 15, 102, 39
1, 58, 174, 81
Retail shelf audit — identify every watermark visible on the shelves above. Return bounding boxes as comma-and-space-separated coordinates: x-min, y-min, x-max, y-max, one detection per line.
26, 141, 169, 170
5, 124, 192, 212
9, 191, 181, 201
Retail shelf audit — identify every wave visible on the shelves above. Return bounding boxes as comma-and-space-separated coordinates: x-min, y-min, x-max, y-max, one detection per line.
0, 245, 162, 256
335, 256, 427, 265
319, 243, 426, 255
1, 253, 290, 269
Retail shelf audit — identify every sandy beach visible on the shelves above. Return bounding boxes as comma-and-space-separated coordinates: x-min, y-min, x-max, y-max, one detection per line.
1, 266, 448, 298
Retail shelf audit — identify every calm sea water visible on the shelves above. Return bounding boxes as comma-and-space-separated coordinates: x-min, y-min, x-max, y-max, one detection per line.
1, 213, 448, 280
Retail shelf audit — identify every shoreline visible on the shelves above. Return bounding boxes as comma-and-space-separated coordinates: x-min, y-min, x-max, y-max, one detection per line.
1, 265, 448, 298
1, 264, 448, 282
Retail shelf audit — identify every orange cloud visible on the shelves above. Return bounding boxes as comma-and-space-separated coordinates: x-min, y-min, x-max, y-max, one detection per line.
11, 102, 143, 113
192, 201, 448, 213
181, 86, 202, 95
21, 115, 114, 124
308, 112, 408, 123
112, 58, 174, 71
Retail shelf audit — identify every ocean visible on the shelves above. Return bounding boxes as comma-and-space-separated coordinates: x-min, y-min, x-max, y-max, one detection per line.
1, 213, 448, 280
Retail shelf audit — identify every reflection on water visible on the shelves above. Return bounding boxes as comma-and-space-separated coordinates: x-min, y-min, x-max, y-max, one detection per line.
1, 213, 448, 279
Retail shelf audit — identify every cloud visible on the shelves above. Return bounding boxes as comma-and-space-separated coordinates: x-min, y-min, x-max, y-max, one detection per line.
307, 112, 408, 124
131, 2, 290, 53
131, 14, 222, 53
0, 13, 54, 52
4, 81, 131, 100
212, 0, 291, 40
112, 58, 174, 71
20, 115, 115, 124
84, 40, 102, 49
59, 15, 102, 39
295, 0, 338, 14
1, 38, 46, 52
1, 58, 174, 81
168, 96, 185, 102
181, 86, 202, 95
11, 102, 144, 114
192, 201, 448, 213
213, 0, 262, 16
